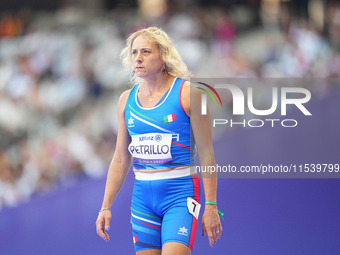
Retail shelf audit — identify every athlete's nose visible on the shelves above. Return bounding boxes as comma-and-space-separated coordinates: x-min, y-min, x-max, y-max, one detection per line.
135, 51, 143, 63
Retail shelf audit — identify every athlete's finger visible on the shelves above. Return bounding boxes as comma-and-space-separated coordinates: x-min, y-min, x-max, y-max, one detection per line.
104, 231, 110, 241
207, 229, 215, 246
212, 224, 221, 244
216, 225, 223, 239
201, 221, 207, 236
104, 215, 111, 232
103, 216, 110, 241
96, 217, 106, 239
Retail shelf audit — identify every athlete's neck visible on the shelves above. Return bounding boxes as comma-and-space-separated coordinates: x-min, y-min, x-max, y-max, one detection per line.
141, 74, 175, 95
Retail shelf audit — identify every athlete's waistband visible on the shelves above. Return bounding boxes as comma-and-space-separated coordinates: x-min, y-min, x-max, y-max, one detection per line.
134, 167, 196, 181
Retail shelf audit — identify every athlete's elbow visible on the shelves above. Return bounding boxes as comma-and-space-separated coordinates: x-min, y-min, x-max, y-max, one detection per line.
113, 153, 132, 171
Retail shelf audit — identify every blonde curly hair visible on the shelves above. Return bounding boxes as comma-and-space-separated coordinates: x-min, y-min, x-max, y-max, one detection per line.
120, 27, 192, 85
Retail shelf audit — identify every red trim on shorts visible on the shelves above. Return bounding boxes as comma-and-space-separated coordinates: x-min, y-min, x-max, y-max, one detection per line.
189, 174, 200, 250
136, 220, 162, 230
179, 79, 187, 114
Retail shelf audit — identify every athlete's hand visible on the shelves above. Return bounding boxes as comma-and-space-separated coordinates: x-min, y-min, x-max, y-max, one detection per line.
202, 204, 223, 246
96, 210, 111, 241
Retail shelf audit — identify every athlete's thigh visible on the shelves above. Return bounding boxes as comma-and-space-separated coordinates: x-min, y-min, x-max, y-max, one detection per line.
161, 198, 199, 251
160, 176, 200, 251
162, 242, 191, 255
136, 249, 161, 255
131, 183, 162, 252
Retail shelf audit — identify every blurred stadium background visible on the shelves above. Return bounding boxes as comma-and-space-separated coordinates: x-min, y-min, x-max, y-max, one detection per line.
0, 0, 340, 255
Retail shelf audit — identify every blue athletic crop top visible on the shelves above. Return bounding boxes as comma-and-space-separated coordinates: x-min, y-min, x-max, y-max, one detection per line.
124, 77, 194, 170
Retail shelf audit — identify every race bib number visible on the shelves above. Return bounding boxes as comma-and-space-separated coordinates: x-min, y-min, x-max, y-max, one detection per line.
187, 197, 201, 220
128, 133, 173, 164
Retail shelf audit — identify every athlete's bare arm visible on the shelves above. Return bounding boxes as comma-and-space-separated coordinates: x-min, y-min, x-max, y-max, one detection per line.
96, 89, 132, 241
181, 81, 223, 246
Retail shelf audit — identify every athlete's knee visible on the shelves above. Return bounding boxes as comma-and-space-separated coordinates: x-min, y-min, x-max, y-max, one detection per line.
161, 242, 191, 255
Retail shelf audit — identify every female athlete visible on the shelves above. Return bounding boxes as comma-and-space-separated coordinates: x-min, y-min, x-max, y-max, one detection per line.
96, 27, 222, 255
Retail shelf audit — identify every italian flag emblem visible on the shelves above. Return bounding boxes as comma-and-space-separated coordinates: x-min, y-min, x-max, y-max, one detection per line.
164, 113, 177, 124
133, 236, 138, 244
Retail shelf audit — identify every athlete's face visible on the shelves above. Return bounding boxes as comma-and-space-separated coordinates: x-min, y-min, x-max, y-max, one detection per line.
132, 35, 164, 79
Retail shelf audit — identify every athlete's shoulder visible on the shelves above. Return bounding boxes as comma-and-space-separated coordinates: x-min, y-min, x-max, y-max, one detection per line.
118, 89, 132, 115
180, 80, 189, 94
119, 89, 131, 103
180, 80, 203, 117
180, 81, 191, 116
181, 80, 202, 99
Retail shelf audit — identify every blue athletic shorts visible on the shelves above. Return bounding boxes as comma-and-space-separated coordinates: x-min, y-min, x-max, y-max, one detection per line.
131, 174, 200, 252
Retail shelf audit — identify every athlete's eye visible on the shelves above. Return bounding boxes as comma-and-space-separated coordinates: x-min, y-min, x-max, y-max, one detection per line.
132, 50, 137, 55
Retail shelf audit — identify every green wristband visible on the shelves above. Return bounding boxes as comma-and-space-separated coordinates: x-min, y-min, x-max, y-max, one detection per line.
205, 201, 224, 220
217, 209, 224, 220
205, 200, 217, 205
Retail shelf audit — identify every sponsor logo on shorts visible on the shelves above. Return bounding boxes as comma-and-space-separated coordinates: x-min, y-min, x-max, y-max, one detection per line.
178, 226, 188, 236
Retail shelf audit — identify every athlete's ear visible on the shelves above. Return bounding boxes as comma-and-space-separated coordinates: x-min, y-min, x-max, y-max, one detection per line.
161, 63, 166, 74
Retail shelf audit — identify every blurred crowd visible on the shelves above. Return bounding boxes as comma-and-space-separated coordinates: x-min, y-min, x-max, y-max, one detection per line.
1, 2, 340, 210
